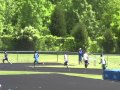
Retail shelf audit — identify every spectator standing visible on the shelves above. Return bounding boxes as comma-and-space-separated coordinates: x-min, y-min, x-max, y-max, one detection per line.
78, 48, 83, 64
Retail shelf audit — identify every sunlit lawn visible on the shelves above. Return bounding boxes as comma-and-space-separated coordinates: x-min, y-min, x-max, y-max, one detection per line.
0, 53, 120, 69
0, 71, 102, 80
0, 53, 120, 80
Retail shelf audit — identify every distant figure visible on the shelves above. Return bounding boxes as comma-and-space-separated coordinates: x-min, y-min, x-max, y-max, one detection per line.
3, 51, 12, 64
64, 53, 70, 70
83, 52, 89, 69
99, 54, 106, 70
34, 51, 39, 67
78, 48, 83, 64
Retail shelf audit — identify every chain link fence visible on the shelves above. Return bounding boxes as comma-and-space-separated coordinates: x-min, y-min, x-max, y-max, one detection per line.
0, 51, 120, 69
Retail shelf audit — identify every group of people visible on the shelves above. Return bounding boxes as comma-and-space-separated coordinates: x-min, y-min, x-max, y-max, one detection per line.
1, 51, 42, 67
2, 49, 106, 70
78, 48, 106, 70
78, 48, 89, 69
63, 48, 90, 70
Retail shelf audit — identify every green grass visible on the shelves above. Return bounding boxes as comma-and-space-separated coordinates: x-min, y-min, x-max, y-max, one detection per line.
0, 71, 53, 75
0, 53, 120, 69
0, 54, 106, 79
0, 53, 120, 79
60, 73, 102, 80
0, 71, 102, 80
0, 53, 120, 80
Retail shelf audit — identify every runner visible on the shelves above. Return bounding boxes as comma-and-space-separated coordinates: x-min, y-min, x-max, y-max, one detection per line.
83, 52, 89, 69
3, 51, 12, 64
33, 51, 39, 67
99, 54, 106, 71
64, 53, 70, 71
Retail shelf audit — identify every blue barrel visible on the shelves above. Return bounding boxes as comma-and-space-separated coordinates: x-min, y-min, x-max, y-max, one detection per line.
103, 69, 120, 81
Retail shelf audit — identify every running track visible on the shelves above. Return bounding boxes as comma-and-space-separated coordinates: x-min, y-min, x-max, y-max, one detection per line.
0, 63, 120, 90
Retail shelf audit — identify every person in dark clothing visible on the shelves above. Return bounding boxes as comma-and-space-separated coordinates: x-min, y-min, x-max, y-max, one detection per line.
3, 51, 12, 64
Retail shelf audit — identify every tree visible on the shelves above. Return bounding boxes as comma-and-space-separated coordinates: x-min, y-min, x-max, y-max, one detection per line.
72, 22, 88, 51
12, 0, 53, 31
0, 0, 54, 50
0, 0, 16, 35
50, 4, 67, 37
86, 0, 120, 53
108, 0, 120, 53
102, 30, 116, 53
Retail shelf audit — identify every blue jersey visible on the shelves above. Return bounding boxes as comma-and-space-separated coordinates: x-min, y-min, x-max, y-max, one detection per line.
34, 52, 39, 61
79, 50, 83, 56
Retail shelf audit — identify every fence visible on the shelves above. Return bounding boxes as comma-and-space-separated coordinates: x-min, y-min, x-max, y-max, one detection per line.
0, 51, 78, 63
0, 51, 120, 69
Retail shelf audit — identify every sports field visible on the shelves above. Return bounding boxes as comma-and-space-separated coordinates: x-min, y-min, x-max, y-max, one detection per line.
0, 52, 120, 69
0, 52, 120, 90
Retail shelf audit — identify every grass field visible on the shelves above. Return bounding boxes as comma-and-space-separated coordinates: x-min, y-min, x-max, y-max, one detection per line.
0, 53, 120, 90
0, 53, 120, 80
0, 53, 120, 69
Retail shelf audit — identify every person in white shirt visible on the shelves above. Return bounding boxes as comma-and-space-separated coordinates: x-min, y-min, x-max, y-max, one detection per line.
64, 53, 69, 69
83, 52, 89, 69
99, 54, 106, 70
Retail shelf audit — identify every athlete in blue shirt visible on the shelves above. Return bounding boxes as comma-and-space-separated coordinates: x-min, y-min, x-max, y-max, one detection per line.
78, 48, 83, 64
34, 51, 39, 67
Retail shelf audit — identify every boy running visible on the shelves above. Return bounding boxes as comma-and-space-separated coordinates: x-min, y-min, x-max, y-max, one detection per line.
64, 53, 70, 71
3, 51, 12, 64
33, 51, 39, 67
99, 54, 106, 71
83, 52, 89, 69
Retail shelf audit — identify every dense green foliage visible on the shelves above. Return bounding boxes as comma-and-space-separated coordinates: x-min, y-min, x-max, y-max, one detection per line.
0, 0, 120, 53
72, 23, 88, 51
50, 4, 67, 37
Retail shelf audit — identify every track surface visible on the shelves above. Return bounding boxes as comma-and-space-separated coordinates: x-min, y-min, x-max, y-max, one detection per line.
0, 63, 120, 90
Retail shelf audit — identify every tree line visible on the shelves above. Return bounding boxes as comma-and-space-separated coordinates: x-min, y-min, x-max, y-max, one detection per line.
0, 0, 120, 53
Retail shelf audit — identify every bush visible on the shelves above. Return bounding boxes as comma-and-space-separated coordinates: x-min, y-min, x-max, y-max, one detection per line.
13, 26, 40, 50
39, 35, 58, 51
97, 30, 117, 53
45, 35, 57, 51
62, 37, 75, 51
88, 37, 100, 53
0, 35, 13, 50
102, 30, 116, 53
